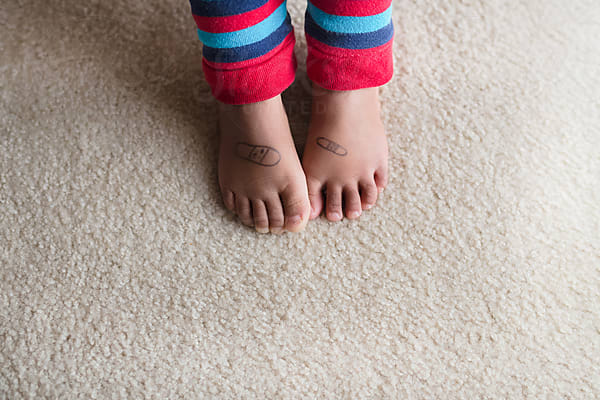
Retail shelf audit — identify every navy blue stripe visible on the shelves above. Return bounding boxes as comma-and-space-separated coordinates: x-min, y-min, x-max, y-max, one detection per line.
304, 12, 394, 50
190, 0, 269, 17
202, 16, 292, 63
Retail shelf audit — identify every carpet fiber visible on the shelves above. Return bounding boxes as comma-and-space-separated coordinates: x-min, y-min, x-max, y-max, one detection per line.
1, 0, 599, 398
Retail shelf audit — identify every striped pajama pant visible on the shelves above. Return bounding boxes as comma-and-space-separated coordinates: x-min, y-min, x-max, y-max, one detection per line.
190, 0, 394, 105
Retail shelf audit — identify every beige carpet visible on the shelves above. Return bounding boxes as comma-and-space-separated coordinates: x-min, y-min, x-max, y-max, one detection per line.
1, 0, 599, 397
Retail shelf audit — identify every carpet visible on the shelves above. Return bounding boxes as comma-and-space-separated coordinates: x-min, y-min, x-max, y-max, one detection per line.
1, 0, 599, 397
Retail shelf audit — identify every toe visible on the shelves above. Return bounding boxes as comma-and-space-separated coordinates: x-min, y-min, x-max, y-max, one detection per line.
343, 185, 362, 220
359, 180, 378, 210
265, 196, 285, 234
306, 177, 324, 220
252, 199, 269, 233
374, 164, 389, 192
222, 190, 235, 212
325, 184, 343, 222
235, 195, 253, 227
281, 185, 310, 232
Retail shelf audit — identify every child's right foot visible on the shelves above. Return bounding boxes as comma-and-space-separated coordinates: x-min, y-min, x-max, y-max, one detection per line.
218, 95, 311, 234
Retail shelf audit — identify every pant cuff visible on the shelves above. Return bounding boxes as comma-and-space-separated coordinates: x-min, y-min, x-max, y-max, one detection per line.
306, 34, 394, 91
202, 33, 297, 105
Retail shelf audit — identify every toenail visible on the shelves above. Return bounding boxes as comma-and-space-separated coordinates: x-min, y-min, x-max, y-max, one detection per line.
348, 211, 361, 219
256, 227, 269, 234
378, 187, 384, 193
271, 227, 283, 234
288, 215, 302, 225
365, 204, 373, 210
329, 212, 342, 220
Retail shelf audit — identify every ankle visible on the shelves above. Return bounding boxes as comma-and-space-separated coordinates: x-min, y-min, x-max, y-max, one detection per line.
219, 95, 282, 114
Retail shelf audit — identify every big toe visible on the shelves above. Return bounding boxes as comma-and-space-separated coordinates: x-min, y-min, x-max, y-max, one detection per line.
306, 177, 324, 220
281, 184, 310, 232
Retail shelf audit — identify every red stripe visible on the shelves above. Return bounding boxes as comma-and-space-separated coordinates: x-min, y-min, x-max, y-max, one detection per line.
306, 33, 392, 58
202, 33, 297, 104
305, 33, 393, 90
309, 0, 391, 17
193, 0, 284, 33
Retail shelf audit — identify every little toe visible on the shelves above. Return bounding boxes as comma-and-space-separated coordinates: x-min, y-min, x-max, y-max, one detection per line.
265, 196, 285, 234
359, 180, 378, 210
307, 177, 324, 220
343, 186, 362, 220
252, 199, 269, 234
235, 195, 253, 227
281, 186, 310, 232
325, 184, 343, 222
374, 165, 389, 192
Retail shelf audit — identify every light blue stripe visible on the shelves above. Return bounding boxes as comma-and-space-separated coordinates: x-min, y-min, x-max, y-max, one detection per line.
196, 2, 287, 48
307, 2, 392, 34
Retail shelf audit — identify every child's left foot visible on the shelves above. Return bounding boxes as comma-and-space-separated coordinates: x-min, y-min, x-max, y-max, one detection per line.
302, 86, 389, 221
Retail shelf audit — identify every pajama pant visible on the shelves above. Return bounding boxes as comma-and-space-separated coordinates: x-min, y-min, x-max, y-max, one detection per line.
190, 0, 394, 104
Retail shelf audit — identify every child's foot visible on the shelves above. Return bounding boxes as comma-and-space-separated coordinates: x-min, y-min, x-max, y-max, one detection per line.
302, 86, 389, 221
218, 95, 311, 233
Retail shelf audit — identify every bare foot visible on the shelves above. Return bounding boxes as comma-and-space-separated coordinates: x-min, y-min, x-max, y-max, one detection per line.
302, 86, 389, 221
218, 95, 310, 233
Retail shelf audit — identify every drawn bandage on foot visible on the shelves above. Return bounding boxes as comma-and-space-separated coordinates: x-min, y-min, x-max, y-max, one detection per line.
316, 137, 348, 157
235, 142, 282, 167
